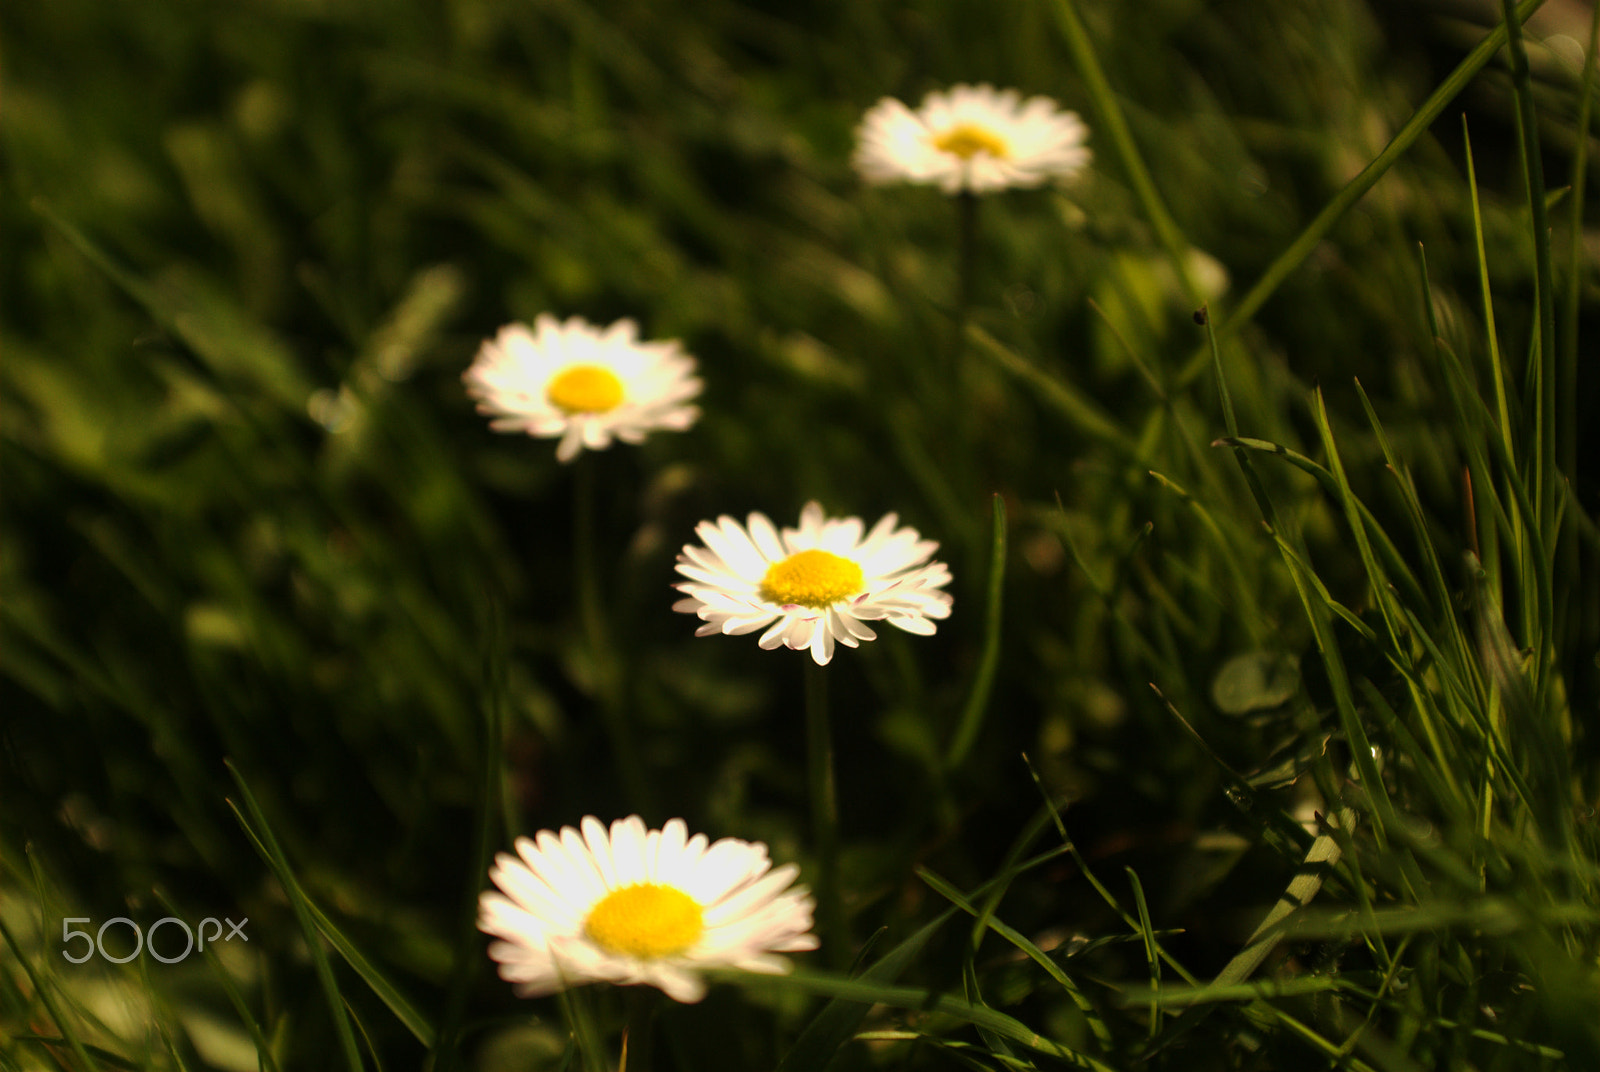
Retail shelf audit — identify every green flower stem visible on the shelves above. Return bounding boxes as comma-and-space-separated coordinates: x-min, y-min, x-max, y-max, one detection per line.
805, 659, 845, 967
955, 190, 979, 339
947, 191, 984, 546
944, 493, 1007, 770
574, 455, 657, 816
953, 191, 980, 428
557, 986, 608, 1072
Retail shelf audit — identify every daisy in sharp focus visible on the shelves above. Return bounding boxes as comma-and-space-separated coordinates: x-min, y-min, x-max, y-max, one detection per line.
853, 83, 1091, 195
479, 815, 818, 1004
464, 314, 701, 462
673, 501, 953, 666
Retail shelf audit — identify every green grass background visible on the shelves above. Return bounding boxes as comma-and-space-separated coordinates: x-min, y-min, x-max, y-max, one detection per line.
3, 0, 1598, 1069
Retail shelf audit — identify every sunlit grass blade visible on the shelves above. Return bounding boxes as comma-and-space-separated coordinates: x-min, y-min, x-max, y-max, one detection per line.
1271, 536, 1390, 843
960, 958, 1018, 1061
1124, 868, 1160, 1038
1461, 119, 1517, 469
1432, 1020, 1565, 1061
1210, 808, 1354, 990
1207, 322, 1397, 849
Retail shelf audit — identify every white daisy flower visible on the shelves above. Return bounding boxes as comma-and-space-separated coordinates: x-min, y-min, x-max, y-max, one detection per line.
673, 501, 953, 666
479, 815, 818, 1004
464, 315, 701, 463
853, 83, 1091, 195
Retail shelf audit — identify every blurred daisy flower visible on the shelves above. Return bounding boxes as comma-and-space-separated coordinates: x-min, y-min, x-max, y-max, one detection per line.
464, 315, 701, 462
480, 815, 817, 1003
853, 83, 1091, 195
673, 501, 953, 666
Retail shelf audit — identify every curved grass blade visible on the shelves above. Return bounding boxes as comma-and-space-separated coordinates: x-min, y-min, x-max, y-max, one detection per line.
775, 910, 955, 1072
1119, 974, 1358, 1008
1124, 868, 1161, 1038
754, 969, 1118, 1071
1025, 756, 1201, 987
225, 760, 365, 1072
777, 843, 1073, 1072
967, 325, 1135, 454
301, 898, 438, 1049
916, 863, 1113, 1054
1210, 436, 1428, 612
153, 888, 284, 1072
1047, 0, 1199, 305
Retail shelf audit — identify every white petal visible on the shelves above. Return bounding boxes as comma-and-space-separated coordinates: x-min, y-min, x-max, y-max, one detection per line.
610, 815, 648, 886
746, 511, 786, 562
809, 620, 834, 665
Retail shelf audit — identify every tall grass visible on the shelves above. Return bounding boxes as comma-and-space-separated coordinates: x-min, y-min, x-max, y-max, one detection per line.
3, 0, 1597, 1069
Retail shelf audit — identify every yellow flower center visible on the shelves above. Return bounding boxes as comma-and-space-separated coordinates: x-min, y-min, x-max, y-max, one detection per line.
932, 123, 1010, 161
585, 884, 704, 960
760, 549, 864, 609
546, 365, 624, 414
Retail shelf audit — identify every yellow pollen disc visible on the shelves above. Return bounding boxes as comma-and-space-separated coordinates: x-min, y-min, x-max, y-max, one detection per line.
932, 123, 1010, 161
585, 884, 703, 960
546, 365, 624, 414
760, 549, 864, 609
